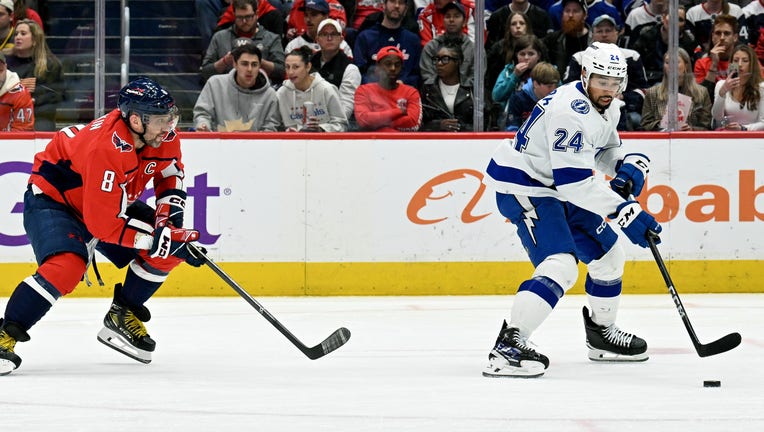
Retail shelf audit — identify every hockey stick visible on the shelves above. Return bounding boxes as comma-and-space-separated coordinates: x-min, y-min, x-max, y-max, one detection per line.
187, 243, 351, 360
613, 180, 741, 357
647, 234, 741, 357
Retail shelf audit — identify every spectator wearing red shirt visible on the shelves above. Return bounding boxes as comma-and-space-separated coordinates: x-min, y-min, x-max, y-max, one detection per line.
0, 52, 34, 131
354, 46, 421, 131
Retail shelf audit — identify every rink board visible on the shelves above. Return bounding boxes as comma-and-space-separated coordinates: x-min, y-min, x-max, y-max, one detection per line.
0, 132, 762, 296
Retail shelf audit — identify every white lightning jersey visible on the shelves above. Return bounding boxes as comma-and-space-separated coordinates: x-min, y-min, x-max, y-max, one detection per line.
484, 81, 628, 217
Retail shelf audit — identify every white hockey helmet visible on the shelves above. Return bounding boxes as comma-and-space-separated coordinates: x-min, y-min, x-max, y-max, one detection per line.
581, 41, 628, 94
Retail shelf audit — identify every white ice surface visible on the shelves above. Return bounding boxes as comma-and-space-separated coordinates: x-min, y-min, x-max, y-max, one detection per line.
1, 294, 762, 432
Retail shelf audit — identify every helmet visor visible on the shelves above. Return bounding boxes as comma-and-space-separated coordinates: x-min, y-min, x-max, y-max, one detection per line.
587, 74, 624, 92
142, 105, 179, 135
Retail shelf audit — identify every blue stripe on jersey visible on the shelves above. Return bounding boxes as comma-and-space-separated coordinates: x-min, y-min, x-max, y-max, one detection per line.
487, 159, 549, 188
585, 274, 622, 298
518, 277, 565, 308
552, 167, 592, 186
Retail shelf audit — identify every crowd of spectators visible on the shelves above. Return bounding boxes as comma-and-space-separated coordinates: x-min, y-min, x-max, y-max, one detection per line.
188, 0, 764, 133
6, 0, 764, 132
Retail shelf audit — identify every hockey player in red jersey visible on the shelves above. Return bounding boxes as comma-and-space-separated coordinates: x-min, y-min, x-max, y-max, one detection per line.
0, 77, 205, 375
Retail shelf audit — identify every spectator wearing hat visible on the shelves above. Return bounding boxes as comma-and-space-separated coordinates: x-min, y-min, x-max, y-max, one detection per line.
418, 0, 476, 47
200, 0, 285, 85
193, 43, 280, 132
486, 0, 553, 48
311, 18, 361, 119
0, 52, 34, 131
419, 1, 481, 87
285, 0, 354, 58
0, 0, 14, 54
6, 19, 65, 131
354, 0, 422, 87
286, 0, 347, 41
542, 0, 591, 74
548, 0, 623, 32
563, 14, 648, 130
354, 46, 422, 131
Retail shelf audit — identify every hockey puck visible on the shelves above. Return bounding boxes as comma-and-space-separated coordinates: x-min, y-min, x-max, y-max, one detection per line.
703, 380, 721, 388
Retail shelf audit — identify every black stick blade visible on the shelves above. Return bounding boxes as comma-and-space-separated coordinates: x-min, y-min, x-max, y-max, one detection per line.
697, 332, 742, 358
304, 327, 352, 360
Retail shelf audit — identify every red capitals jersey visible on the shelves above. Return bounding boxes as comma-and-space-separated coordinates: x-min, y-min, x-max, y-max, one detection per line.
29, 109, 185, 248
0, 81, 34, 131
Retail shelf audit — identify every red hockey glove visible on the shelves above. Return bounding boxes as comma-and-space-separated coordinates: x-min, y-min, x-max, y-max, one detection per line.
149, 226, 200, 260
155, 189, 187, 228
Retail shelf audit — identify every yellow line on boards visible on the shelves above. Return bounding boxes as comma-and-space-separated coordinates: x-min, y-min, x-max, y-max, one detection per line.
0, 261, 761, 297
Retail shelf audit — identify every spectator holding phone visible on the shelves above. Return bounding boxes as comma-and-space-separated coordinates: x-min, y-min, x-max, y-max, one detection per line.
711, 44, 764, 131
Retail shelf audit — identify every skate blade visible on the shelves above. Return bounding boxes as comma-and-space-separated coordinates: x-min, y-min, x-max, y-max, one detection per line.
97, 328, 152, 364
482, 359, 546, 378
587, 347, 648, 362
0, 358, 18, 376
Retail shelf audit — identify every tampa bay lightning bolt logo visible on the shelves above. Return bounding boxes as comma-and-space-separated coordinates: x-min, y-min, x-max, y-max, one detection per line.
112, 132, 133, 152
571, 99, 590, 114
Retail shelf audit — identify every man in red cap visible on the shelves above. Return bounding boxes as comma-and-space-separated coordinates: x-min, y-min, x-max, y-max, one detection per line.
354, 46, 421, 131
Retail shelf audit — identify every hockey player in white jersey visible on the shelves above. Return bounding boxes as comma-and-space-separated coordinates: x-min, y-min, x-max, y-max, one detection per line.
482, 42, 663, 378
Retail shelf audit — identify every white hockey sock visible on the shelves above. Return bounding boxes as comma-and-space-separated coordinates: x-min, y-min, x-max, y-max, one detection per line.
587, 295, 621, 327
509, 290, 554, 337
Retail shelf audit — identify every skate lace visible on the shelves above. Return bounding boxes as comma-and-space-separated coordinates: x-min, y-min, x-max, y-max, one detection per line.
510, 331, 537, 353
0, 331, 16, 353
124, 312, 148, 338
603, 325, 634, 347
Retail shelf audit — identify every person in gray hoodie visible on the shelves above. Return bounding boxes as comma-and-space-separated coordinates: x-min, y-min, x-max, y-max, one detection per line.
193, 43, 280, 132
275, 46, 348, 132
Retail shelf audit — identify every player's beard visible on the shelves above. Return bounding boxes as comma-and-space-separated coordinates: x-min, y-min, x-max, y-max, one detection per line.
593, 95, 614, 112
561, 17, 585, 36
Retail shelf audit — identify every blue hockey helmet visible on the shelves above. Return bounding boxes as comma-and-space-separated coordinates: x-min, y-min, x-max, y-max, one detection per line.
118, 77, 179, 122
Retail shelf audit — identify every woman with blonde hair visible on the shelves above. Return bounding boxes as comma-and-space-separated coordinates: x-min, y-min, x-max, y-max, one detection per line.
6, 19, 65, 131
711, 44, 764, 130
641, 47, 712, 131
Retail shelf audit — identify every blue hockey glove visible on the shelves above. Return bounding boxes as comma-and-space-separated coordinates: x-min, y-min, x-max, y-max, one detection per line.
612, 201, 662, 248
156, 189, 187, 228
611, 153, 650, 198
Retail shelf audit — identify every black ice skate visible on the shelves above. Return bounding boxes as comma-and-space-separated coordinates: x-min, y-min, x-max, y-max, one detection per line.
582, 306, 648, 362
97, 284, 155, 364
483, 320, 550, 378
0, 319, 30, 376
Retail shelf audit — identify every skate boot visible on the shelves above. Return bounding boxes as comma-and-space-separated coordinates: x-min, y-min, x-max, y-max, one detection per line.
483, 320, 550, 378
97, 284, 155, 364
582, 306, 648, 362
0, 319, 30, 376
